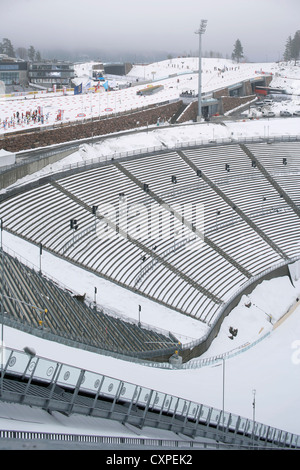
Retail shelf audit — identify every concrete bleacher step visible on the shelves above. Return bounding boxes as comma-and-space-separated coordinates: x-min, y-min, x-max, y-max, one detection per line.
245, 142, 300, 209
178, 149, 290, 262
127, 150, 252, 280
114, 160, 229, 303
240, 143, 300, 219
2, 256, 40, 326
1, 251, 175, 358
53, 174, 222, 307
3, 141, 299, 331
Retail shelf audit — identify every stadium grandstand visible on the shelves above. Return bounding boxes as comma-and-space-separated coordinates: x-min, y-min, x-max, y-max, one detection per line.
1, 141, 300, 330
1, 137, 300, 449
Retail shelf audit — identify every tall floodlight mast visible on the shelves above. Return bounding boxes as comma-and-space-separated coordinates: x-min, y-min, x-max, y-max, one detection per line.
195, 20, 208, 121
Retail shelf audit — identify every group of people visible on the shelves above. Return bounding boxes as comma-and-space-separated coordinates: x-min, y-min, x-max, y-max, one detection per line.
0, 108, 50, 130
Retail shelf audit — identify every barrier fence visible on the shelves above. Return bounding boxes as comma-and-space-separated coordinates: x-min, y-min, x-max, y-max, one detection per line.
0, 429, 221, 449
0, 347, 299, 449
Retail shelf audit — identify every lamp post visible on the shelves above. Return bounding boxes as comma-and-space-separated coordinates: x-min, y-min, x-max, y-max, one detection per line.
94, 287, 97, 309
252, 302, 273, 324
252, 389, 256, 448
195, 20, 208, 121
92, 205, 98, 232
39, 242, 43, 273
70, 219, 78, 244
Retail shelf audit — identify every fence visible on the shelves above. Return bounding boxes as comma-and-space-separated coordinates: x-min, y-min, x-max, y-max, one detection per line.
0, 347, 299, 449
40, 134, 300, 174
0, 429, 250, 449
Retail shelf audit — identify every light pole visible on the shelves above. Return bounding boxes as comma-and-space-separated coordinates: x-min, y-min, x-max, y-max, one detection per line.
92, 205, 98, 232
70, 219, 78, 244
39, 242, 42, 273
195, 20, 208, 121
94, 287, 97, 309
252, 389, 256, 448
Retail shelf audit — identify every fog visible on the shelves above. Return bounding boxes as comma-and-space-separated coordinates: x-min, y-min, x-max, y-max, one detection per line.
1, 0, 299, 62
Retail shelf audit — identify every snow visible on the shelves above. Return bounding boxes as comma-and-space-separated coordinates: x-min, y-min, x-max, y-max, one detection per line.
3, 115, 300, 197
1, 57, 298, 134
1, 278, 300, 437
1, 58, 300, 443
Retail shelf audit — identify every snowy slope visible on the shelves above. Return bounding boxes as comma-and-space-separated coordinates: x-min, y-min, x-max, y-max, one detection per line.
1, 58, 299, 134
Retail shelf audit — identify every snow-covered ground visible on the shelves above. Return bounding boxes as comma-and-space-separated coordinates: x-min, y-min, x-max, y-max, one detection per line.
1, 58, 300, 444
1, 266, 300, 438
4, 116, 300, 193
1, 57, 300, 135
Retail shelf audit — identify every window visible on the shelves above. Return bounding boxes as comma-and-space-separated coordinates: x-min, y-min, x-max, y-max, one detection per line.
0, 71, 19, 84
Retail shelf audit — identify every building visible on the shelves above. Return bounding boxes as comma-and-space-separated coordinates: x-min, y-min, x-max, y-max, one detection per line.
104, 62, 132, 76
27, 61, 75, 88
0, 54, 28, 87
92, 62, 105, 80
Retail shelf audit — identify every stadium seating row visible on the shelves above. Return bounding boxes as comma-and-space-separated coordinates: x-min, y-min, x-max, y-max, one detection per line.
1, 142, 300, 329
1, 251, 174, 356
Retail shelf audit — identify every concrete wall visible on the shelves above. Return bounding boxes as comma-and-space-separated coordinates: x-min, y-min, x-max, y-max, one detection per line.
221, 94, 256, 114
176, 94, 256, 121
0, 151, 15, 167
176, 101, 197, 123
0, 101, 183, 153
213, 87, 229, 99
181, 263, 291, 362
243, 80, 253, 96
0, 148, 76, 189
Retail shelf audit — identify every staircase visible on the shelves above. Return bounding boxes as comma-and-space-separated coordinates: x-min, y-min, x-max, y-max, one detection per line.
170, 102, 188, 124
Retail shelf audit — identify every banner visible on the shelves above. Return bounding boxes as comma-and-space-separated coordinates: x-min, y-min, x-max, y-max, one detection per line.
57, 109, 64, 121
74, 83, 83, 95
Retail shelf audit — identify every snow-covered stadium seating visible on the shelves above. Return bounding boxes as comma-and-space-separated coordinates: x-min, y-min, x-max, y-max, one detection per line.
1, 142, 300, 329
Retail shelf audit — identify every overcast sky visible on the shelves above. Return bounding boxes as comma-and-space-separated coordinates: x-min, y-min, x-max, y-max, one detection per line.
1, 0, 299, 62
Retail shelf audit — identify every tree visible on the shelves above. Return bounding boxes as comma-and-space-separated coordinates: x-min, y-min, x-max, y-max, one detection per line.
232, 39, 244, 63
16, 47, 28, 60
283, 31, 300, 64
1, 38, 15, 57
283, 36, 292, 62
35, 50, 42, 61
291, 30, 300, 64
28, 45, 36, 62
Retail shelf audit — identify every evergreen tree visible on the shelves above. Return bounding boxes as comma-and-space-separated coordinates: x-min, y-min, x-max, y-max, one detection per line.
16, 47, 28, 60
283, 36, 292, 62
1, 38, 15, 57
35, 50, 42, 61
232, 39, 244, 63
291, 30, 300, 64
28, 45, 36, 62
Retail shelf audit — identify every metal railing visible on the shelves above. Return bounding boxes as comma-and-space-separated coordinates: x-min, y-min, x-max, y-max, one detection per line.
2, 133, 300, 195
0, 429, 262, 450
0, 347, 299, 449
